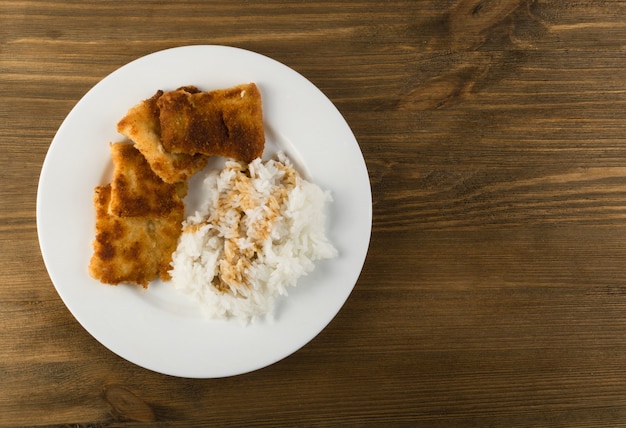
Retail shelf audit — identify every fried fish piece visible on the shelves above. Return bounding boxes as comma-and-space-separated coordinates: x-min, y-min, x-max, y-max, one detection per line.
116, 90, 208, 184
108, 142, 186, 218
88, 184, 184, 287
89, 143, 186, 287
158, 83, 265, 163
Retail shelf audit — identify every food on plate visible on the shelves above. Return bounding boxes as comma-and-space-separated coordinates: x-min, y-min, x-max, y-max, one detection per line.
169, 153, 337, 322
117, 89, 209, 184
88, 182, 185, 288
89, 143, 185, 287
158, 83, 264, 163
108, 142, 187, 217
90, 83, 336, 322
88, 184, 184, 287
90, 83, 267, 288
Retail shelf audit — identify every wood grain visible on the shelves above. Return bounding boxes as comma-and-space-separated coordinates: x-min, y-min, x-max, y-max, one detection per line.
4, 0, 626, 426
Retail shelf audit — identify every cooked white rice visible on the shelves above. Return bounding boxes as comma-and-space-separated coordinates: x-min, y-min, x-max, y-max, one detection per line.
169, 152, 337, 322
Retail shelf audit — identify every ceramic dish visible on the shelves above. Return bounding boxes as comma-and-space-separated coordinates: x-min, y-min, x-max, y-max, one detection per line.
37, 45, 371, 378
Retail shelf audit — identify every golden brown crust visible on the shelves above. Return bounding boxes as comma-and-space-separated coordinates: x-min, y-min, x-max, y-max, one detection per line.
108, 142, 186, 218
116, 90, 208, 184
158, 83, 265, 163
88, 185, 184, 287
89, 143, 186, 287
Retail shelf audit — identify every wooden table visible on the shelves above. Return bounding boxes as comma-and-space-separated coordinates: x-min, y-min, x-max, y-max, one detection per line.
4, 1, 626, 425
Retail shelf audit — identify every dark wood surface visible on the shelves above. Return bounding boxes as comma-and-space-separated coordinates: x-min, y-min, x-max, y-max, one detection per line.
4, 0, 626, 426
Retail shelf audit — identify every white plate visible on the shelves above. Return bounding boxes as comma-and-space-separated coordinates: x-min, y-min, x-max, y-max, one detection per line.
36, 45, 371, 378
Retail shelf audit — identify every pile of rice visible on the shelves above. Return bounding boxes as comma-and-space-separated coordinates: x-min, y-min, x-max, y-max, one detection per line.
169, 152, 337, 322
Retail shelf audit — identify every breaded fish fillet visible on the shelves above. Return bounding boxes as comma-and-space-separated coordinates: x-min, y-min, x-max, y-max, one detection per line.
117, 90, 208, 184
88, 184, 184, 287
158, 83, 265, 163
108, 142, 186, 218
